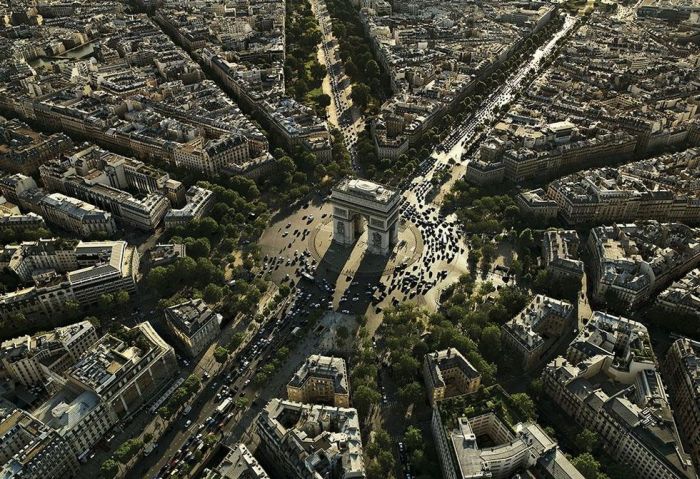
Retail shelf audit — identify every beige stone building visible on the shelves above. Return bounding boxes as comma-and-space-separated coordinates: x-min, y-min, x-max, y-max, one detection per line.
0, 320, 98, 386
164, 298, 221, 357
286, 355, 349, 407
255, 399, 364, 479
663, 338, 700, 470
501, 295, 575, 371
423, 348, 481, 407
0, 409, 79, 479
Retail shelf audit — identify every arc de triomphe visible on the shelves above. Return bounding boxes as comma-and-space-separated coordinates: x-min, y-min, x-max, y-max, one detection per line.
329, 178, 402, 255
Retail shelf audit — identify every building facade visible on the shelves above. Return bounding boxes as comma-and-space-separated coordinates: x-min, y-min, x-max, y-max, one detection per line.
501, 295, 575, 371
255, 399, 365, 479
286, 355, 350, 407
164, 299, 221, 357
330, 178, 402, 256
423, 348, 481, 407
663, 338, 700, 470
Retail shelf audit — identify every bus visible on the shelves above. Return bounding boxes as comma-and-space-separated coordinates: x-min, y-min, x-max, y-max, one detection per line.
301, 272, 315, 282
216, 397, 232, 416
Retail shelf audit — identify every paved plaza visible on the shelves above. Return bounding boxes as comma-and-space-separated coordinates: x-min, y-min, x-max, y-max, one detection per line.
258, 191, 470, 333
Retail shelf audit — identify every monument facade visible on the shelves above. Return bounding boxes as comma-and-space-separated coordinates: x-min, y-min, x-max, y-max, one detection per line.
330, 178, 401, 255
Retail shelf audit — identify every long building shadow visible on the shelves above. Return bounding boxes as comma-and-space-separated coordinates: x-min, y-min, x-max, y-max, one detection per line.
314, 236, 354, 296
347, 251, 391, 316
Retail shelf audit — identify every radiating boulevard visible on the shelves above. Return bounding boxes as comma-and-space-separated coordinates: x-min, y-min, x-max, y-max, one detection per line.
137, 15, 580, 479
311, 0, 366, 172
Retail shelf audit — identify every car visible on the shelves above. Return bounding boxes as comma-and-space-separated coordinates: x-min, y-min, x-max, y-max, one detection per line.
184, 419, 192, 428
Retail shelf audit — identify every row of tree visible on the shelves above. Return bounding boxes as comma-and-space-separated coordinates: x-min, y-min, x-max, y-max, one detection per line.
284, 0, 330, 114
325, 0, 391, 113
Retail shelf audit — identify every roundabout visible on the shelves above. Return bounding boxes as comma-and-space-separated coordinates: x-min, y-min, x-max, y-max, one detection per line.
307, 216, 424, 277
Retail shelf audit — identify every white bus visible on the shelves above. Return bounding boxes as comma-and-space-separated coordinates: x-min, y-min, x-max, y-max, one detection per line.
216, 397, 232, 416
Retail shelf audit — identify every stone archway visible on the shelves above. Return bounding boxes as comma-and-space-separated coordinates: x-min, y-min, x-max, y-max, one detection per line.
329, 178, 402, 256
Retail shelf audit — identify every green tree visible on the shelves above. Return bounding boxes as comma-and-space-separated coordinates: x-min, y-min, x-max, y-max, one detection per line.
398, 381, 424, 406
114, 438, 143, 464
571, 453, 607, 479
365, 59, 380, 78
518, 228, 535, 251
253, 370, 270, 385
316, 93, 332, 108
377, 450, 395, 473
576, 429, 598, 454
275, 346, 290, 361
158, 406, 171, 418
228, 332, 245, 351
479, 325, 502, 362
85, 315, 101, 329
350, 83, 371, 109
353, 384, 380, 417
344, 60, 358, 78
366, 459, 383, 479
114, 290, 130, 306
336, 325, 349, 339
204, 433, 218, 447
310, 62, 327, 81
404, 426, 423, 452
64, 300, 81, 318
186, 237, 211, 258
98, 293, 114, 310
392, 353, 420, 385
100, 459, 120, 479
203, 284, 224, 304
213, 346, 229, 363
147, 266, 169, 292
294, 80, 308, 98
511, 392, 536, 419
196, 217, 219, 237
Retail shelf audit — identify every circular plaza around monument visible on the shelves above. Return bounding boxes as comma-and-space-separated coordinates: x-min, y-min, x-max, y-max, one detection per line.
306, 215, 424, 277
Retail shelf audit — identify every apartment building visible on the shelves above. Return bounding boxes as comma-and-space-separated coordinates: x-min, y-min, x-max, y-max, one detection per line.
0, 211, 46, 232
501, 295, 575, 371
173, 135, 250, 177
65, 322, 177, 421
542, 230, 584, 280
542, 313, 696, 479
0, 118, 73, 175
431, 408, 583, 479
203, 443, 271, 479
663, 338, 700, 470
39, 151, 171, 231
545, 149, 700, 225
656, 269, 700, 318
164, 185, 214, 229
287, 355, 350, 407
0, 320, 98, 386
0, 409, 79, 479
255, 399, 365, 479
423, 348, 481, 407
164, 299, 221, 357
0, 239, 139, 320
588, 222, 700, 307
503, 129, 636, 183
1, 323, 176, 467
515, 188, 559, 220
